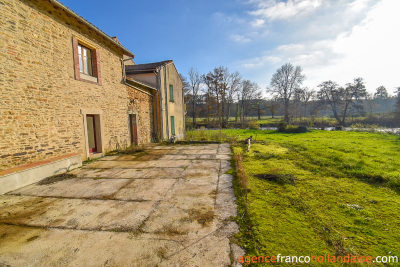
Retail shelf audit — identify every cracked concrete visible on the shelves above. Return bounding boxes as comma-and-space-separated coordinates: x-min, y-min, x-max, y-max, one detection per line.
0, 143, 243, 266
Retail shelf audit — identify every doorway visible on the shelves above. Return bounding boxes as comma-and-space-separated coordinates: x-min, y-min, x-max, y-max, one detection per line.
86, 114, 97, 153
129, 114, 138, 145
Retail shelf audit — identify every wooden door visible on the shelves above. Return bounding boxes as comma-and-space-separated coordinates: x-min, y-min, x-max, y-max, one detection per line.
86, 115, 97, 153
130, 114, 138, 145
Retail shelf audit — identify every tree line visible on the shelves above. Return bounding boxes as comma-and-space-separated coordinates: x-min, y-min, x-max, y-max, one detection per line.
181, 66, 263, 128
182, 63, 400, 128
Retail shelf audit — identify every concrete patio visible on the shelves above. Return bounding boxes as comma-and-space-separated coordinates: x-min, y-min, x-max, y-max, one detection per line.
0, 144, 243, 266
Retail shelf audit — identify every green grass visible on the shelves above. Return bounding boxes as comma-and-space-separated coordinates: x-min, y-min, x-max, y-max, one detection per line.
186, 129, 400, 265
185, 116, 283, 126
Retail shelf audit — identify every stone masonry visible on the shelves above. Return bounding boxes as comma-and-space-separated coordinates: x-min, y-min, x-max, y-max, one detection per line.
0, 0, 154, 170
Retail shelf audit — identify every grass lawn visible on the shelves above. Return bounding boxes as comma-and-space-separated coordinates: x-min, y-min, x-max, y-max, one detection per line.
185, 129, 400, 265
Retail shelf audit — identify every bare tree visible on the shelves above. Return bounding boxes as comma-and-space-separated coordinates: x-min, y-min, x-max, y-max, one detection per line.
255, 98, 265, 120
202, 66, 232, 127
317, 81, 341, 123
294, 87, 315, 119
240, 80, 262, 123
267, 63, 305, 124
188, 68, 201, 128
317, 78, 367, 125
226, 71, 241, 123
180, 74, 190, 96
341, 78, 367, 124
265, 97, 281, 118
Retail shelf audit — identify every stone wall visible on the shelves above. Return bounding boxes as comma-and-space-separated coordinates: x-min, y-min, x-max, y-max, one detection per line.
126, 87, 155, 144
0, 0, 153, 170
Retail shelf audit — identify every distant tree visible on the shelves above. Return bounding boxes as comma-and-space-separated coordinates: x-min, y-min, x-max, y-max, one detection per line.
374, 86, 389, 99
265, 97, 281, 118
365, 92, 378, 115
293, 87, 315, 120
226, 71, 241, 123
239, 80, 261, 123
267, 63, 305, 124
180, 74, 190, 97
202, 66, 230, 127
394, 87, 400, 125
317, 78, 367, 125
187, 68, 201, 128
252, 92, 264, 120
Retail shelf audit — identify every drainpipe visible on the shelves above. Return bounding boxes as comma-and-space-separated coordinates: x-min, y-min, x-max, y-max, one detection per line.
182, 80, 185, 135
157, 70, 163, 140
152, 81, 158, 142
164, 65, 169, 138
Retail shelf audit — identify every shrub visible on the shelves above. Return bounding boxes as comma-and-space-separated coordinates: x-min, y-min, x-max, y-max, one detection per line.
285, 125, 298, 132
248, 120, 260, 130
297, 126, 308, 133
278, 125, 308, 133
277, 122, 287, 132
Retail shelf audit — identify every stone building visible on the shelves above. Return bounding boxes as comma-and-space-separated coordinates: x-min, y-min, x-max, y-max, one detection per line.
0, 0, 184, 194
126, 61, 185, 141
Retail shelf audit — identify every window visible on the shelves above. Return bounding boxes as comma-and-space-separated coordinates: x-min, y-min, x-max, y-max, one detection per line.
78, 44, 92, 76
170, 116, 175, 135
169, 84, 174, 101
72, 36, 102, 85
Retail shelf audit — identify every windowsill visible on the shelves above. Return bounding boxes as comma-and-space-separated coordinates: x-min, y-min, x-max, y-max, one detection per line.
169, 100, 175, 103
80, 73, 98, 83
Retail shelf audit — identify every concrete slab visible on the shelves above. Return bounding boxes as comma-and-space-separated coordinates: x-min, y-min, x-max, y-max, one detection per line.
0, 225, 182, 266
114, 179, 176, 201
113, 168, 185, 179
160, 154, 200, 160
0, 143, 240, 266
69, 168, 124, 178
84, 160, 191, 169
218, 144, 232, 155
9, 178, 131, 200
180, 149, 217, 155
0, 195, 156, 231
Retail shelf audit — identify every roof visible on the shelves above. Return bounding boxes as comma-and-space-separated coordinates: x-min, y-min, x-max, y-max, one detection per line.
125, 60, 173, 74
49, 0, 134, 57
126, 78, 157, 91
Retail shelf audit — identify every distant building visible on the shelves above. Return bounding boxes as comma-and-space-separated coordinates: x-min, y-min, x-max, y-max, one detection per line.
0, 0, 184, 194
126, 61, 185, 141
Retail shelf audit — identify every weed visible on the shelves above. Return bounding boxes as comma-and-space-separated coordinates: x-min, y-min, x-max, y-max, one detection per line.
155, 224, 189, 236
188, 209, 215, 226
118, 144, 145, 155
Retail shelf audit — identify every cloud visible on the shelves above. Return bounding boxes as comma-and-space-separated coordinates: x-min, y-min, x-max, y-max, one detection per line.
234, 0, 400, 93
250, 18, 265, 27
239, 55, 282, 69
211, 12, 246, 25
231, 34, 251, 43
249, 0, 322, 21
322, 0, 400, 91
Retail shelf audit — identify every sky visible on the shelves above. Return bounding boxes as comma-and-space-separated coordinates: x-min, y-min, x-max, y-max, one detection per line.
61, 0, 400, 95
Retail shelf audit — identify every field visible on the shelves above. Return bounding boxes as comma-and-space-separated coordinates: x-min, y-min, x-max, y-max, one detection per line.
185, 129, 400, 265
185, 114, 397, 128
